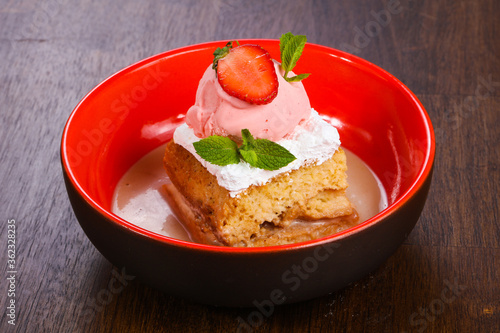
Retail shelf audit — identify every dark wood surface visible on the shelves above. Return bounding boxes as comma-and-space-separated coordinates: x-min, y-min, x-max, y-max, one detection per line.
1, 0, 498, 332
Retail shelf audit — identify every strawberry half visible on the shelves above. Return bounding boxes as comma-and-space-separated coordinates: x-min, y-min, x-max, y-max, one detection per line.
215, 44, 279, 105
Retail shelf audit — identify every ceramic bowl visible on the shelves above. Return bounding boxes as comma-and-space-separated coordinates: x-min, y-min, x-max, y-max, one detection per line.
61, 39, 435, 307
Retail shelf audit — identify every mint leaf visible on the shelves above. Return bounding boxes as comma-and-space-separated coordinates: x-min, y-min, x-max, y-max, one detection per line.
282, 34, 306, 72
286, 73, 311, 82
238, 129, 258, 166
212, 40, 239, 71
239, 129, 296, 170
193, 135, 240, 166
279, 32, 310, 82
280, 32, 293, 56
240, 128, 255, 147
192, 129, 296, 170
249, 138, 296, 170
239, 129, 259, 166
239, 149, 259, 166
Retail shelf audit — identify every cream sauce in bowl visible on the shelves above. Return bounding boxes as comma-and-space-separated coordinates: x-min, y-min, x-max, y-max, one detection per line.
112, 143, 388, 243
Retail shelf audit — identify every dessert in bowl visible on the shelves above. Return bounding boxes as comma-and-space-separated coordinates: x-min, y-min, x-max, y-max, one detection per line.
61, 38, 434, 306
162, 36, 359, 247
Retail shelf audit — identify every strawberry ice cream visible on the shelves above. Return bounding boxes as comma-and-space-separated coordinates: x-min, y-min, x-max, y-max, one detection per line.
185, 61, 311, 141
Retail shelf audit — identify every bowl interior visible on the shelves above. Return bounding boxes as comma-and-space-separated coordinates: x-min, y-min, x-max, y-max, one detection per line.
62, 40, 434, 243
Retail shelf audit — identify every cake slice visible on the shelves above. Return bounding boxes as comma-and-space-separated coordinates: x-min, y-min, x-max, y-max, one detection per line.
163, 140, 356, 247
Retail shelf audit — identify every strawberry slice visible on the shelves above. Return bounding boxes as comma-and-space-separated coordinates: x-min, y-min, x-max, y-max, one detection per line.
215, 44, 279, 105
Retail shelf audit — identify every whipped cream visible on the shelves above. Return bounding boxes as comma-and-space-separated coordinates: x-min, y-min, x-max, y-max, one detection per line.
173, 109, 340, 197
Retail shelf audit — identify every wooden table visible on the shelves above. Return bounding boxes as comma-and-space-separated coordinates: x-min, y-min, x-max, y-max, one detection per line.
1, 0, 498, 332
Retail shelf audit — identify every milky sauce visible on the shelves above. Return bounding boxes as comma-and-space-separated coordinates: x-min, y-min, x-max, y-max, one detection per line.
111, 144, 388, 243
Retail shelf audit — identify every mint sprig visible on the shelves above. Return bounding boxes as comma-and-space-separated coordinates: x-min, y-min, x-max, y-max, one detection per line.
239, 129, 296, 170
280, 32, 310, 82
193, 129, 296, 171
193, 135, 240, 166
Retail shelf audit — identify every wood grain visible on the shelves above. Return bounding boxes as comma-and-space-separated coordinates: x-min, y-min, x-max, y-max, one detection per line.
0, 0, 498, 332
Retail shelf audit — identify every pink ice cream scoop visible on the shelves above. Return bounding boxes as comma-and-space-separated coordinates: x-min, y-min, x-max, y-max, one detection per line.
185, 61, 311, 141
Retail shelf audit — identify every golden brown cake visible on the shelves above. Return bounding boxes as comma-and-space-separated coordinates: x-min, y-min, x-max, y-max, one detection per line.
163, 140, 357, 247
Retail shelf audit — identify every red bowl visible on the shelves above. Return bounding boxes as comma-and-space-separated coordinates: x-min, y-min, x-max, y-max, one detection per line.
61, 40, 434, 307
